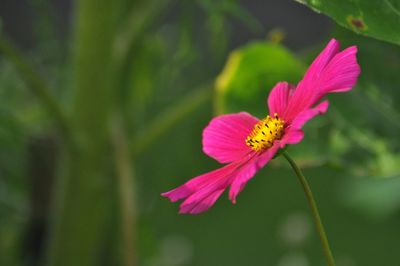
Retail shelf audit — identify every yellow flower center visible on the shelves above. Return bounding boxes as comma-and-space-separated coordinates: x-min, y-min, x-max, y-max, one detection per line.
245, 113, 285, 152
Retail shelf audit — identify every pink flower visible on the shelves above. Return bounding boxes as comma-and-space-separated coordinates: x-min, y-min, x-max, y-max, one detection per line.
162, 39, 360, 214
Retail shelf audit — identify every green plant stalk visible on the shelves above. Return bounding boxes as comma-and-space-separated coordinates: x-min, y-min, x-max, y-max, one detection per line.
282, 151, 336, 266
45, 0, 121, 265
111, 115, 137, 266
0, 37, 70, 139
111, 0, 177, 109
131, 83, 212, 156
113, 0, 176, 65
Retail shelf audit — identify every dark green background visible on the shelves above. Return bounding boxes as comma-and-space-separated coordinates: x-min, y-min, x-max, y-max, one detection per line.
1, 0, 400, 265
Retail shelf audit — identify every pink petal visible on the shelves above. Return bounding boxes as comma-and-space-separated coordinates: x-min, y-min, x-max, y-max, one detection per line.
267, 82, 294, 117
283, 39, 359, 122
300, 39, 340, 87
179, 188, 225, 214
316, 46, 360, 98
161, 159, 244, 214
281, 101, 329, 145
228, 143, 280, 203
161, 162, 239, 203
202, 112, 258, 163
280, 130, 304, 146
162, 147, 281, 214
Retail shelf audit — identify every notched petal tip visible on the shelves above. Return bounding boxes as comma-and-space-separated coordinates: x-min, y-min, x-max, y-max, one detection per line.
318, 45, 361, 95
327, 38, 340, 49
318, 100, 329, 113
161, 186, 192, 203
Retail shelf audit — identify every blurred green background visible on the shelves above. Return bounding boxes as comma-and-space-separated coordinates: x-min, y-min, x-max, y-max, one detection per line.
1, 0, 400, 265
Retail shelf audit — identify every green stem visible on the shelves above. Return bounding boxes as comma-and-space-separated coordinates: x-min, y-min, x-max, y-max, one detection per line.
111, 0, 176, 106
131, 83, 212, 156
45, 0, 121, 265
0, 37, 70, 139
113, 0, 176, 65
282, 151, 336, 266
111, 115, 137, 266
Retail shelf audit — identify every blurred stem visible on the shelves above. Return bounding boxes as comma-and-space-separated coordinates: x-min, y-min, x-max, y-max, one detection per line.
131, 83, 212, 156
45, 0, 120, 265
0, 37, 71, 140
282, 151, 336, 266
111, 115, 137, 266
112, 0, 177, 125
113, 0, 176, 65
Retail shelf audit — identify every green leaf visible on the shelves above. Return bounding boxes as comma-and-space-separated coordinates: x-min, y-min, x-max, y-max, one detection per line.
215, 41, 305, 117
295, 0, 400, 45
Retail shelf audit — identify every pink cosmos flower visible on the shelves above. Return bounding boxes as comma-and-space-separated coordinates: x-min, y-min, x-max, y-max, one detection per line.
162, 39, 360, 214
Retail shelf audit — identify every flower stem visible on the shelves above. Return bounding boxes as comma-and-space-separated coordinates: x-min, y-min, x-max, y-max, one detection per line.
282, 151, 336, 266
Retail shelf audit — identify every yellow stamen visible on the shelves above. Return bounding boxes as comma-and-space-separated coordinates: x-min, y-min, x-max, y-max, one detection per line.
246, 113, 285, 152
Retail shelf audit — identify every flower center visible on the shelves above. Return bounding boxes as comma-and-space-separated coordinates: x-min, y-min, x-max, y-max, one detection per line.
245, 113, 285, 152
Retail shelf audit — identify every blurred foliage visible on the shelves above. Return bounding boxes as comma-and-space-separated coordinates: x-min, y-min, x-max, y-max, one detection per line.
341, 175, 400, 219
1, 0, 400, 266
215, 41, 305, 117
328, 27, 400, 178
295, 0, 400, 46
